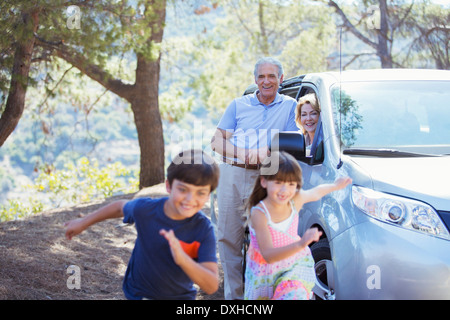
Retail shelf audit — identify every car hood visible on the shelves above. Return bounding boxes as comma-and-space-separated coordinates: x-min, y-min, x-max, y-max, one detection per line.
349, 156, 450, 210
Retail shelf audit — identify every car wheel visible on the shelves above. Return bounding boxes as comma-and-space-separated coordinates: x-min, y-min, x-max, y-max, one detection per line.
311, 238, 336, 300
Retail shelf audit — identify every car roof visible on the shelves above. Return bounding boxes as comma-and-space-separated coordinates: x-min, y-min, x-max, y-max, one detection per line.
303, 68, 450, 83
243, 69, 450, 96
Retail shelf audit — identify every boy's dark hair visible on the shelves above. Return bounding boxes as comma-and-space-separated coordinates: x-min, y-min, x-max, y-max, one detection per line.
167, 149, 220, 192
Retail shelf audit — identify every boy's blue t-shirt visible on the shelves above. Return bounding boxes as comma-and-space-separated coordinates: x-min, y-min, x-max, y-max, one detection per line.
122, 197, 217, 300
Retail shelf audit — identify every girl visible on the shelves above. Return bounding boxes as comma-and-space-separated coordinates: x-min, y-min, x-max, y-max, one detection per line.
244, 151, 351, 300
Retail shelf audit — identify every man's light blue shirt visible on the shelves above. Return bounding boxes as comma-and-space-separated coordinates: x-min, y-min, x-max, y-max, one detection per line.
217, 91, 298, 162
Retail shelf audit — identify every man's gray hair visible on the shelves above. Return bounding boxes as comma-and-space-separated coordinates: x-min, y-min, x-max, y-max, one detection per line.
254, 57, 284, 79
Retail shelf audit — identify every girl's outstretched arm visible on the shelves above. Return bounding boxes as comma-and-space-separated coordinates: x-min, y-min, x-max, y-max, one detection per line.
294, 177, 352, 208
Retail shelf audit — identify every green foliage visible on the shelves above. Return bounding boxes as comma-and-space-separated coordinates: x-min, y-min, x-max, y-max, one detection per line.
2, 0, 449, 222
0, 0, 168, 111
331, 87, 363, 147
0, 158, 139, 222
0, 198, 45, 222
34, 157, 139, 205
279, 4, 336, 75
159, 86, 194, 123
184, 0, 337, 113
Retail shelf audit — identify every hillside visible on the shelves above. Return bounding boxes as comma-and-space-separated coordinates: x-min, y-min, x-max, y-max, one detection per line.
0, 184, 224, 300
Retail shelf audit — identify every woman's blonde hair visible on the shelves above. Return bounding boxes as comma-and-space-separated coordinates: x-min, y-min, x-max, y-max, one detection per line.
295, 93, 320, 134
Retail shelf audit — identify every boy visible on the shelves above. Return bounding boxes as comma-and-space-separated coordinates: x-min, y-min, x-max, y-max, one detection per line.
64, 149, 220, 300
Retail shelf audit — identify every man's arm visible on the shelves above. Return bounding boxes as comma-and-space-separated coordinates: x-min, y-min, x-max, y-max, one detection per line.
211, 128, 241, 161
211, 128, 268, 164
65, 200, 127, 240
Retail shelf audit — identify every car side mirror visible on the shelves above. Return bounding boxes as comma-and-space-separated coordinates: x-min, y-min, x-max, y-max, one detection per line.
270, 131, 306, 160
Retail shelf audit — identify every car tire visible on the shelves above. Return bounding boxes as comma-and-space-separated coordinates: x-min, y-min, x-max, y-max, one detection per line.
311, 238, 335, 300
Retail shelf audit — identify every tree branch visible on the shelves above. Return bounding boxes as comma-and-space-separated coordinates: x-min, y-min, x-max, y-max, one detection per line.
327, 0, 378, 50
0, 8, 40, 147
35, 39, 135, 102
258, 0, 269, 56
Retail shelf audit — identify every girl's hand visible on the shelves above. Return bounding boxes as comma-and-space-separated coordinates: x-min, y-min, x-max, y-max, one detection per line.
300, 227, 322, 247
334, 177, 352, 190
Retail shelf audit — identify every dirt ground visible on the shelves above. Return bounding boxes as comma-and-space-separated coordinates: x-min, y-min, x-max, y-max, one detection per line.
0, 184, 224, 300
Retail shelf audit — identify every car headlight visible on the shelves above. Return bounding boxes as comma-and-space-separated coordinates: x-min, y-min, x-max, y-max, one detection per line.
352, 185, 450, 240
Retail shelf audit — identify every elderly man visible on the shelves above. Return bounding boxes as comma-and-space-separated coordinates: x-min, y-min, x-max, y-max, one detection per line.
211, 57, 298, 300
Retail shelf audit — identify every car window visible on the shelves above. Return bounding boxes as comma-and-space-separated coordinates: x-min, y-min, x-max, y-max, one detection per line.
280, 86, 300, 99
331, 80, 450, 155
310, 116, 324, 164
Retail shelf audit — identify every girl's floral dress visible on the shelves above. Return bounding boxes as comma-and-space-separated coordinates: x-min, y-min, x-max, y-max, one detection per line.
244, 201, 316, 300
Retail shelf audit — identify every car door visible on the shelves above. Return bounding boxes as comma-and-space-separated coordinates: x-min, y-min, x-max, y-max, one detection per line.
280, 83, 327, 234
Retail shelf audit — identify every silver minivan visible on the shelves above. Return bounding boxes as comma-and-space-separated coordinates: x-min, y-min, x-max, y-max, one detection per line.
272, 69, 450, 299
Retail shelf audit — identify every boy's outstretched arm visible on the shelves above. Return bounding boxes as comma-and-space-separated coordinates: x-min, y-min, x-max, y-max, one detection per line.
159, 229, 219, 295
65, 200, 128, 240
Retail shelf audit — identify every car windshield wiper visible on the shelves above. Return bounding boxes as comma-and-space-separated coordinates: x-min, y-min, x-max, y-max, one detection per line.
343, 148, 439, 157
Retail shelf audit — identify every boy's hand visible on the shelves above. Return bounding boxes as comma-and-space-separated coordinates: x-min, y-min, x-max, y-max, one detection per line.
160, 229, 219, 295
64, 218, 87, 240
159, 229, 188, 266
63, 200, 126, 240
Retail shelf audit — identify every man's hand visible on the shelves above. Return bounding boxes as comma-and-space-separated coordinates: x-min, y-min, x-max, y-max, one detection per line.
242, 146, 269, 165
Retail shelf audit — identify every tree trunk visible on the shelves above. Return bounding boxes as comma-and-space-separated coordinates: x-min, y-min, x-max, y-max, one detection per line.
35, 0, 167, 188
0, 10, 39, 147
377, 0, 393, 68
132, 56, 165, 188
328, 0, 394, 68
132, 0, 166, 188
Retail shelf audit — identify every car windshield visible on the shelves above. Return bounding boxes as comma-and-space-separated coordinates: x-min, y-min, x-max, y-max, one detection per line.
331, 80, 450, 156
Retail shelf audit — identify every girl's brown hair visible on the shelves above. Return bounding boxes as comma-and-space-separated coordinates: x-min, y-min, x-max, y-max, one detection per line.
245, 151, 302, 218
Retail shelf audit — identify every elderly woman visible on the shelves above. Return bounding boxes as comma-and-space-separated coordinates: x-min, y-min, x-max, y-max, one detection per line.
295, 93, 321, 146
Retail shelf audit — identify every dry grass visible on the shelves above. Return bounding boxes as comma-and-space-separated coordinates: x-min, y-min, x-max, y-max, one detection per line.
0, 184, 224, 300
